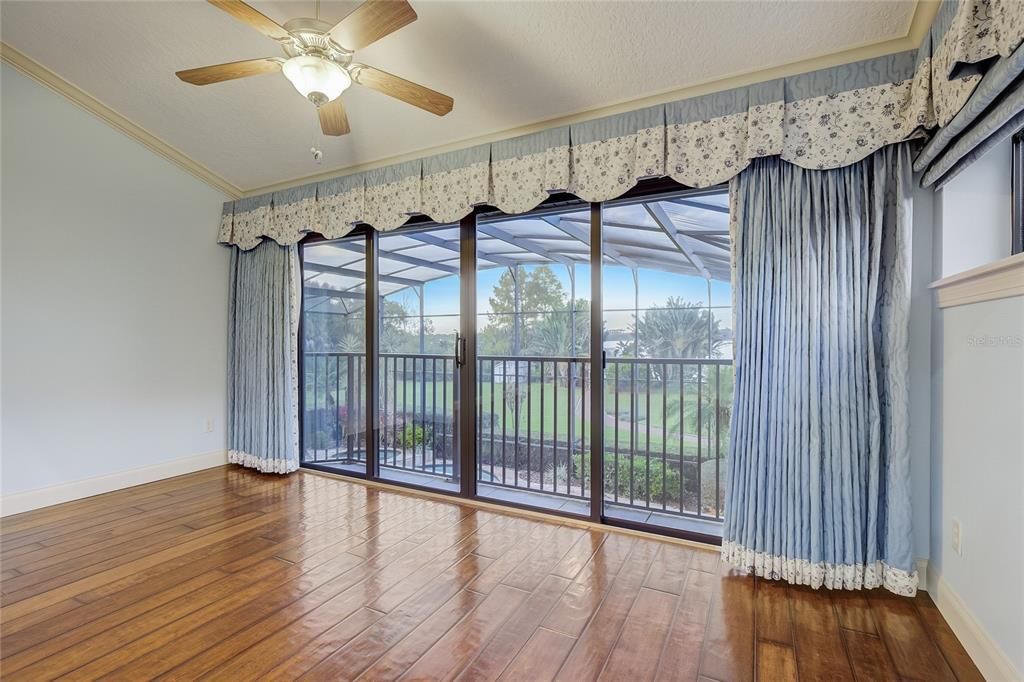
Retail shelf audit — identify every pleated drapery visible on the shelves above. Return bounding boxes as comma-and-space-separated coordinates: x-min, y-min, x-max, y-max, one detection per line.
722, 144, 916, 596
227, 240, 301, 474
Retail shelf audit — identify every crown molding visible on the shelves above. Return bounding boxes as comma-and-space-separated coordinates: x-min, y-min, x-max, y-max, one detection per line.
1, 1, 938, 200
0, 42, 243, 199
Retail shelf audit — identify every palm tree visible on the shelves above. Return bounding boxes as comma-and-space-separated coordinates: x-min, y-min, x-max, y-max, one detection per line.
528, 313, 571, 357
571, 299, 591, 356
631, 297, 728, 360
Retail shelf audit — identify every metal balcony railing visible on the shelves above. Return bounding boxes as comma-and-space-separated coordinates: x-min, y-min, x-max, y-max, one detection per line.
302, 351, 731, 521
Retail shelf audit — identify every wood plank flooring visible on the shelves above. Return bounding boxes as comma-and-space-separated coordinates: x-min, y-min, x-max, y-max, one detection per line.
0, 466, 983, 681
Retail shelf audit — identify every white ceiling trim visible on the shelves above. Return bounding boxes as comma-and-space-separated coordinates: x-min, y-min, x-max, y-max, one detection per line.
1, 1, 939, 201
0, 42, 242, 199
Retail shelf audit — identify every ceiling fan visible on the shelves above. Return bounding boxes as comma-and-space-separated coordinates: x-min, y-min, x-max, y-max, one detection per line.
175, 0, 453, 136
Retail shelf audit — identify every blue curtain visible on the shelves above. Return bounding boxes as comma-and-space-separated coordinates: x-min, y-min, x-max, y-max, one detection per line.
722, 143, 916, 596
227, 240, 300, 474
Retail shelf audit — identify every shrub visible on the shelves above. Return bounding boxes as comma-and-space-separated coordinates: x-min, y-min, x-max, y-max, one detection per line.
602, 457, 682, 506
399, 424, 430, 448
308, 430, 332, 450
570, 451, 726, 512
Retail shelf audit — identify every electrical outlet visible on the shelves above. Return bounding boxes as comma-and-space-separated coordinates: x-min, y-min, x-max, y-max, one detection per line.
204, 417, 214, 433
951, 520, 963, 556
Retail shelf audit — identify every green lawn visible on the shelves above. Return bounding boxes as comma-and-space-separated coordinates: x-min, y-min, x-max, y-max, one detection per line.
308, 367, 733, 458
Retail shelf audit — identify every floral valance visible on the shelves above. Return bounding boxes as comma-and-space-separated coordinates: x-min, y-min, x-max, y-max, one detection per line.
914, 0, 1024, 187
921, 0, 1024, 126
216, 0, 1022, 249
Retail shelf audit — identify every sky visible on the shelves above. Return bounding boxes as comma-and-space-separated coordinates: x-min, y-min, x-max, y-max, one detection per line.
342, 191, 734, 338
384, 262, 732, 336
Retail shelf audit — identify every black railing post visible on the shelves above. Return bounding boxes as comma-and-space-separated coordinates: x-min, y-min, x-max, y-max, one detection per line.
346, 354, 355, 459
662, 361, 668, 511
614, 362, 620, 503
645, 363, 652, 509
696, 362, 703, 518
539, 360, 545, 491
715, 362, 722, 518
501, 361, 508, 485
679, 364, 685, 513
553, 361, 559, 493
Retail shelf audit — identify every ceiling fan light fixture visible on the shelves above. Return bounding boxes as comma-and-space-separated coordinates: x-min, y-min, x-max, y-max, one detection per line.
181, 0, 451, 137
282, 55, 351, 105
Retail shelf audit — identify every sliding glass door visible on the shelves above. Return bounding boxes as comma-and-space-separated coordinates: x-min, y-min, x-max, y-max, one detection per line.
299, 184, 733, 540
376, 225, 462, 493
599, 191, 733, 535
474, 208, 593, 515
300, 236, 368, 475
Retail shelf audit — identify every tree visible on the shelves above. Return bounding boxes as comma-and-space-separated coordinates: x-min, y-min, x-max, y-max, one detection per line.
378, 298, 438, 353
524, 299, 592, 357
303, 296, 364, 352
626, 297, 727, 360
478, 324, 512, 356
486, 265, 567, 353
571, 299, 591, 356
528, 312, 571, 356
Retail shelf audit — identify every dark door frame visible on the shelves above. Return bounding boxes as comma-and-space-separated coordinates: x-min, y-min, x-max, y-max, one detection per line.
589, 201, 604, 524
458, 213, 478, 499
364, 229, 380, 480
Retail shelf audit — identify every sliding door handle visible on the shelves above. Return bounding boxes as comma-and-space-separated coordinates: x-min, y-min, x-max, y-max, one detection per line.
455, 332, 466, 367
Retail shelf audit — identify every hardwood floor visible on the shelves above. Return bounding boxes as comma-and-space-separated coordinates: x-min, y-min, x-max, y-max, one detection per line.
0, 466, 982, 681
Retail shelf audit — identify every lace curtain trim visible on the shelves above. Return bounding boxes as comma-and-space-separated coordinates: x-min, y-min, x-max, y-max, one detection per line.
228, 450, 299, 474
721, 541, 919, 597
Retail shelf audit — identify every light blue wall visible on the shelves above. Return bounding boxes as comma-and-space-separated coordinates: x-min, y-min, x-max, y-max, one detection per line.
1, 64, 231, 496
933, 296, 1024, 673
930, 138, 1023, 676
910, 178, 935, 564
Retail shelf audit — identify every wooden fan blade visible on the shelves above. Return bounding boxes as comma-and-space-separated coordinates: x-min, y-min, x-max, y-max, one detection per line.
319, 99, 351, 136
350, 63, 453, 116
176, 58, 282, 85
328, 0, 417, 51
207, 0, 291, 41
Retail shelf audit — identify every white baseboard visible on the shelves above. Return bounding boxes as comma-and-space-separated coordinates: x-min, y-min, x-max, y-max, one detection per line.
917, 557, 930, 590
0, 450, 228, 517
928, 572, 1023, 681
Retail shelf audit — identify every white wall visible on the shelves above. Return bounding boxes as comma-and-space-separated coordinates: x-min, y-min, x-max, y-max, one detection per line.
930, 138, 1024, 678
937, 137, 1013, 277
1, 64, 230, 504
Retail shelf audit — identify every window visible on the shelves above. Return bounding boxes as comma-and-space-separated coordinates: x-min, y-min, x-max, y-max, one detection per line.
300, 236, 368, 475
599, 192, 732, 534
1013, 131, 1023, 254
376, 225, 463, 493
475, 206, 594, 514
299, 180, 732, 542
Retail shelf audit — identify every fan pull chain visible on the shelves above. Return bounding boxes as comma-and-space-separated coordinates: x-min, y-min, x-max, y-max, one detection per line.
310, 107, 323, 164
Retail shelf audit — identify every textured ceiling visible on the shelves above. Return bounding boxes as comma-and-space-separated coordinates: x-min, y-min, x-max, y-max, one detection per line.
1, 1, 917, 192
